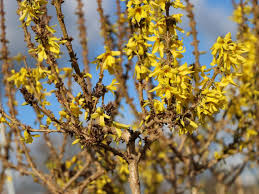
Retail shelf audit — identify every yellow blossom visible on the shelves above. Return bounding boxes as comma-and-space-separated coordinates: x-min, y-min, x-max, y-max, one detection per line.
153, 99, 165, 114
211, 32, 247, 74
91, 107, 110, 127
20, 130, 40, 144
94, 47, 121, 74
18, 0, 48, 26
72, 138, 80, 145
106, 79, 120, 95
127, 0, 150, 23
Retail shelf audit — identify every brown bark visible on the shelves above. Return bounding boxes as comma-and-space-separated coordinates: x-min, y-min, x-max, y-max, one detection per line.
128, 159, 141, 194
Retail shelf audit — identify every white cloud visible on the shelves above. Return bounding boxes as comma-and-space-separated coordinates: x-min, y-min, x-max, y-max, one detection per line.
3, 0, 115, 56
4, 0, 26, 55
62, 0, 115, 50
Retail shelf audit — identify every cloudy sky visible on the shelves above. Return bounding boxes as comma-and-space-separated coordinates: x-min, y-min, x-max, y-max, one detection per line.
2, 0, 248, 193
5, 0, 237, 61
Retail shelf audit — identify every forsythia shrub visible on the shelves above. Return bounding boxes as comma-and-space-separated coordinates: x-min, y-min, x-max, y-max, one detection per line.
0, 0, 259, 193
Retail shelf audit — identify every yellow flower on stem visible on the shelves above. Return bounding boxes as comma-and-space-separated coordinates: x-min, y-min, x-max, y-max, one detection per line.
124, 34, 153, 59
112, 121, 130, 130
211, 32, 247, 74
231, 5, 251, 24
153, 99, 165, 114
70, 102, 83, 117
135, 65, 151, 80
112, 121, 130, 138
29, 44, 47, 62
91, 107, 110, 127
94, 47, 121, 74
106, 79, 120, 95
127, 1, 149, 23
72, 138, 80, 145
145, 35, 165, 58
196, 86, 227, 119
172, 0, 185, 9
18, 0, 48, 26
20, 130, 40, 144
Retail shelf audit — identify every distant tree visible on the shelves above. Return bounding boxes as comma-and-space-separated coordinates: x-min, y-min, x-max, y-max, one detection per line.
0, 0, 259, 193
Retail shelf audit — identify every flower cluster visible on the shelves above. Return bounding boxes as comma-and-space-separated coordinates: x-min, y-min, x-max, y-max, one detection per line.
17, 0, 48, 26
29, 25, 67, 62
211, 32, 246, 74
7, 67, 52, 106
149, 63, 193, 106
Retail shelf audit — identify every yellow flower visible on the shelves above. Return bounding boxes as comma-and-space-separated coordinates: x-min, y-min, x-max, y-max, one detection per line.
48, 37, 62, 55
91, 107, 110, 127
20, 130, 40, 144
29, 37, 66, 62
112, 121, 130, 129
211, 32, 247, 74
94, 47, 121, 74
135, 64, 151, 80
214, 151, 222, 160
145, 35, 165, 58
34, 44, 47, 62
59, 110, 68, 120
72, 138, 80, 145
231, 5, 251, 24
18, 0, 48, 26
127, 1, 149, 23
196, 85, 227, 119
7, 68, 28, 88
153, 99, 165, 114
28, 25, 66, 62
177, 117, 198, 135
124, 34, 152, 59
12, 53, 24, 64
246, 128, 258, 139
106, 79, 120, 95
70, 102, 83, 117
172, 0, 185, 9
0, 117, 7, 123
218, 75, 238, 87
149, 63, 193, 103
